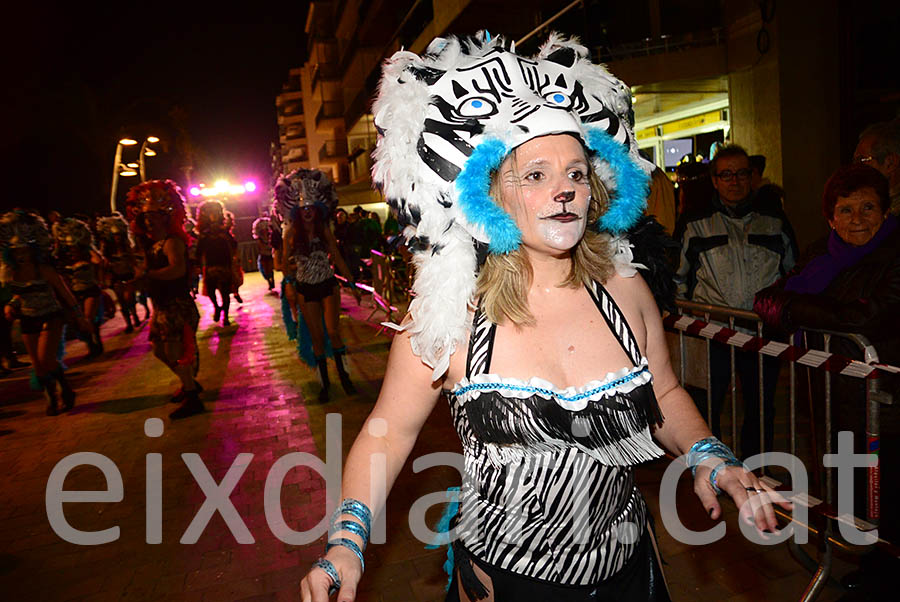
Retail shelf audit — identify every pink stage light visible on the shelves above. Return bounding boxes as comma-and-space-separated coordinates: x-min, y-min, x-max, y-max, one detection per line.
189, 186, 201, 197
243, 181, 257, 192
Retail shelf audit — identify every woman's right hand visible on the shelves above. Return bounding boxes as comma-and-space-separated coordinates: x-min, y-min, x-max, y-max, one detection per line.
3, 304, 15, 322
300, 546, 363, 602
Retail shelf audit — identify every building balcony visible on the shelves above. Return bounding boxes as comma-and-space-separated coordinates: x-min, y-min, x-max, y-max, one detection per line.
311, 61, 340, 96
284, 147, 309, 163
318, 138, 348, 162
285, 126, 307, 141
315, 100, 344, 130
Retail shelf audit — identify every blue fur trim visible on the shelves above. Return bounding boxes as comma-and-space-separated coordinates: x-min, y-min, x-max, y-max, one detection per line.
455, 138, 521, 253
584, 126, 649, 234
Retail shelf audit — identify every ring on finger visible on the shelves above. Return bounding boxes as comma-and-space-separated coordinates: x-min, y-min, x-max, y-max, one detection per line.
313, 558, 341, 596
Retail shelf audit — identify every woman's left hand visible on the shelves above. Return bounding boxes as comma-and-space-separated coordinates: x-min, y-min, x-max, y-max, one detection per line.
693, 463, 793, 533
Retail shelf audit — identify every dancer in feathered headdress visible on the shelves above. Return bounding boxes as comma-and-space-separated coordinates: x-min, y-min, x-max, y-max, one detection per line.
54, 217, 106, 356
1, 210, 85, 415
195, 200, 238, 326
301, 33, 787, 601
275, 168, 360, 401
97, 213, 141, 332
252, 216, 276, 290
125, 180, 203, 419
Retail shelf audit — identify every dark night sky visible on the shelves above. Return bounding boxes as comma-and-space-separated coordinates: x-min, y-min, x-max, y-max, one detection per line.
3, 2, 309, 215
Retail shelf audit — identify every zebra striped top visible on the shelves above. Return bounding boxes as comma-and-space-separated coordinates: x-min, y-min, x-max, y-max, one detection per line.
447, 280, 665, 585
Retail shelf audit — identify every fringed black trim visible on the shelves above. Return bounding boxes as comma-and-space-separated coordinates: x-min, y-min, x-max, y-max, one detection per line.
464, 383, 664, 463
451, 538, 490, 601
627, 215, 679, 313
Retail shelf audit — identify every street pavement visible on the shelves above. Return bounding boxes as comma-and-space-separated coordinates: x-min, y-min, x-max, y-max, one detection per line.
0, 272, 846, 601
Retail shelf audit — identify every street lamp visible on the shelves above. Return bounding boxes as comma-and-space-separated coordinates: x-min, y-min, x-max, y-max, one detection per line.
139, 135, 160, 182
110, 138, 138, 213
110, 136, 160, 212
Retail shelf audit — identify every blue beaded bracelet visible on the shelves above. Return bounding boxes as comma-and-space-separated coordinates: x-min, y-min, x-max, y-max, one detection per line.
327, 537, 365, 572
332, 498, 372, 537
687, 436, 743, 495
330, 520, 369, 551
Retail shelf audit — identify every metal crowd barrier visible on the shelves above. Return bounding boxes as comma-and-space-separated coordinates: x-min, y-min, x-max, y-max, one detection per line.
665, 299, 898, 601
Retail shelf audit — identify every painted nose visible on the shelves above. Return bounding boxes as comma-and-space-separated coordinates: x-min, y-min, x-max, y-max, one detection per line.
554, 190, 575, 204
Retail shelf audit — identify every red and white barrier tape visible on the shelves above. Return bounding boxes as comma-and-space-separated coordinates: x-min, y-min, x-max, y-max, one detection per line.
664, 314, 900, 378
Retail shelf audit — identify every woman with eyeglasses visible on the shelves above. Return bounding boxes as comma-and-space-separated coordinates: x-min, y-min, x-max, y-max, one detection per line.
754, 163, 900, 595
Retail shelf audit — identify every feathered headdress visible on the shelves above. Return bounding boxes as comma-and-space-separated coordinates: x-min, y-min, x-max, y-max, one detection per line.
54, 217, 95, 250
96, 213, 131, 244
124, 179, 187, 241
196, 200, 226, 235
273, 168, 339, 222
0, 210, 53, 280
252, 216, 270, 241
371, 32, 651, 378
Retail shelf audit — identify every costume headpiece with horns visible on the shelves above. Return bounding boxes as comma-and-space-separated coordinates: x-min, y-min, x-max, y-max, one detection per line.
371, 32, 651, 378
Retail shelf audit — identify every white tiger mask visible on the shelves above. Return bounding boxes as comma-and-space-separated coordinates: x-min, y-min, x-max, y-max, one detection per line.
370, 32, 650, 379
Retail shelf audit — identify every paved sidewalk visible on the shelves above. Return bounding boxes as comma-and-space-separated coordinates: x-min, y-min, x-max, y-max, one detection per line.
0, 273, 846, 601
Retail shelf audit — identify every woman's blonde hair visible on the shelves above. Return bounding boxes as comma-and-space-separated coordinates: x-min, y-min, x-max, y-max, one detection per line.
475, 147, 615, 327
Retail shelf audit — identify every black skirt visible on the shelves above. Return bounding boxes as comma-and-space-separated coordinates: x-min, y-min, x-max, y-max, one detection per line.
445, 524, 670, 602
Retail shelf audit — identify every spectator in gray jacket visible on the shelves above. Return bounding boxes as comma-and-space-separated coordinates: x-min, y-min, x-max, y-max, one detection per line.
674, 145, 797, 460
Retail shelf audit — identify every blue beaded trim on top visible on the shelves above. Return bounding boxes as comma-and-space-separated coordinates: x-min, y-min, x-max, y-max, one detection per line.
454, 366, 649, 403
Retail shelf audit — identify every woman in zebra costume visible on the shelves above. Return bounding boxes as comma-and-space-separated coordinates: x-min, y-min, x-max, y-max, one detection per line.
276, 168, 360, 402
301, 33, 790, 602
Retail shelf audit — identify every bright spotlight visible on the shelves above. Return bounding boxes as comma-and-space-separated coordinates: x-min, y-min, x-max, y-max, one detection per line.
144, 149, 157, 156
146, 136, 160, 143
120, 170, 138, 177
119, 138, 138, 146
189, 187, 201, 197
126, 162, 139, 168
244, 181, 257, 192
214, 179, 229, 190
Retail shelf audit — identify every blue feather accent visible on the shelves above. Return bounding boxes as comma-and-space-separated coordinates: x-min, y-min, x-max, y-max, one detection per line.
455, 138, 521, 253
584, 126, 649, 234
424, 486, 461, 592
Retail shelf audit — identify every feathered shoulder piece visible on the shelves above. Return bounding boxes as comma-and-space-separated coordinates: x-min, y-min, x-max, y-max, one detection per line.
371, 31, 652, 379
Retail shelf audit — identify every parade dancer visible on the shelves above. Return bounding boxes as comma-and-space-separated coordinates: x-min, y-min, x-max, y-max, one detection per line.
184, 216, 200, 297
125, 180, 203, 419
54, 217, 105, 356
1, 210, 86, 415
276, 169, 360, 402
97, 213, 141, 332
271, 201, 300, 340
195, 200, 236, 326
225, 210, 244, 303
300, 33, 790, 601
252, 216, 276, 290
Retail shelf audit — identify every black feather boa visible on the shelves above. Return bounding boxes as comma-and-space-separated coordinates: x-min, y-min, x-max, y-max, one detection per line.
626, 215, 679, 313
